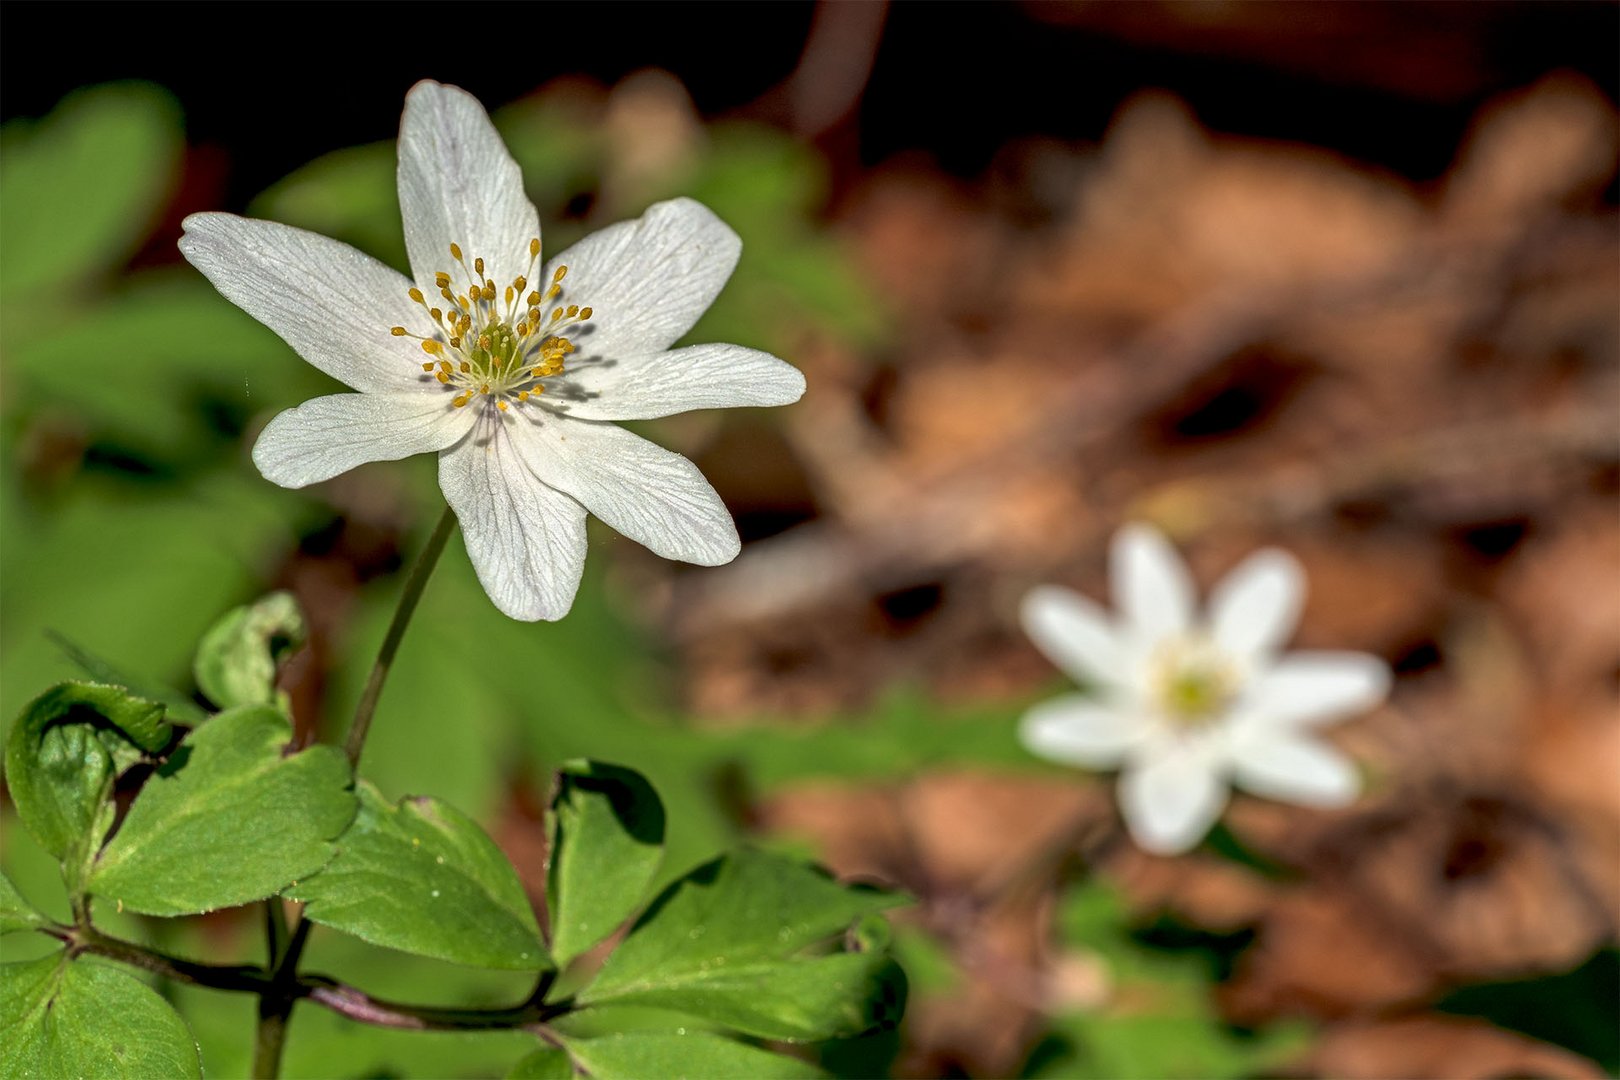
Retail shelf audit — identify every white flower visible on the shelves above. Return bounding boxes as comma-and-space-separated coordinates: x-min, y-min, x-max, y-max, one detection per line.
179, 81, 804, 621
1019, 524, 1391, 855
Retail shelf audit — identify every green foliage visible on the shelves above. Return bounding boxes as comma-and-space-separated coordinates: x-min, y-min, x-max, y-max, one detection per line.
85, 706, 354, 916
547, 759, 666, 967
1023, 882, 1307, 1079
0, 953, 201, 1079
0, 82, 180, 298
578, 849, 908, 1041
0, 872, 50, 935
192, 590, 306, 711
289, 782, 548, 970
5, 682, 171, 894
511, 1032, 824, 1079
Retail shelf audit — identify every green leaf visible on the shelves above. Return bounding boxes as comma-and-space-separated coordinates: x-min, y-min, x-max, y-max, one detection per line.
193, 591, 306, 711
0, 82, 181, 298
0, 872, 50, 935
45, 632, 207, 726
85, 706, 353, 916
512, 1033, 823, 1079
547, 760, 665, 967
579, 850, 907, 1041
248, 142, 406, 270
5, 682, 170, 893
0, 953, 200, 1079
289, 782, 548, 970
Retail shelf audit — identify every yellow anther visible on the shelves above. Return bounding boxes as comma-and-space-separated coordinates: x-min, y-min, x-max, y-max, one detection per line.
458, 295, 471, 310
440, 287, 456, 303
482, 283, 496, 302
459, 361, 471, 373
529, 238, 540, 258
518, 390, 530, 401
579, 306, 593, 319
474, 257, 484, 277
478, 334, 491, 350
438, 360, 451, 374
430, 308, 443, 322
421, 340, 442, 355
527, 291, 541, 306
449, 337, 461, 349
480, 384, 490, 394
450, 243, 463, 261
392, 326, 409, 337
505, 286, 515, 306
421, 362, 435, 371
435, 272, 451, 288
531, 367, 545, 377
436, 371, 450, 384
409, 288, 424, 303
553, 265, 568, 282
513, 275, 527, 292
453, 395, 470, 408
552, 307, 564, 322
546, 284, 561, 300
497, 400, 509, 412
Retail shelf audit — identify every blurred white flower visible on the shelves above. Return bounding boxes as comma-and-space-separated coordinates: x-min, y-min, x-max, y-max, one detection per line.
1019, 524, 1390, 855
180, 80, 804, 621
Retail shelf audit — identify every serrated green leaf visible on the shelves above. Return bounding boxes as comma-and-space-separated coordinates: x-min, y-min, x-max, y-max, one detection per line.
193, 591, 306, 711
85, 706, 353, 916
4, 682, 170, 894
512, 1032, 823, 1079
0, 953, 200, 1079
579, 850, 907, 1040
0, 82, 181, 298
288, 781, 548, 970
0, 872, 51, 935
548, 760, 664, 967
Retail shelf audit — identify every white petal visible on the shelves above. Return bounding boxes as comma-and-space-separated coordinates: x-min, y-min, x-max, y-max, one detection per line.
179, 214, 424, 393
545, 344, 805, 421
1111, 523, 1195, 644
1019, 695, 1141, 768
397, 81, 540, 293
1020, 586, 1124, 687
1230, 733, 1359, 807
1240, 652, 1391, 728
1117, 744, 1227, 855
1209, 548, 1304, 664
542, 198, 740, 358
252, 392, 475, 489
509, 412, 738, 566
439, 422, 588, 622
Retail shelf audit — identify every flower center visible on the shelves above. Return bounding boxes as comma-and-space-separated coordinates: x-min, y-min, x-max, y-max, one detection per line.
390, 238, 595, 413
1149, 638, 1238, 727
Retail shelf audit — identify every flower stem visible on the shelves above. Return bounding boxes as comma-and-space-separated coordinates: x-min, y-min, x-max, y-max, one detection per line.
344, 504, 457, 768
255, 504, 457, 1077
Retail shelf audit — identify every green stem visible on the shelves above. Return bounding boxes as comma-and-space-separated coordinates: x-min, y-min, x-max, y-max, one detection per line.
255, 504, 457, 1078
344, 504, 457, 767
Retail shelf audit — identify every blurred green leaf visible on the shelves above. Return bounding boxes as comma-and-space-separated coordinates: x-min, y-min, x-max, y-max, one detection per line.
579, 850, 907, 1041
4, 272, 335, 467
1027, 881, 1308, 1079
193, 590, 305, 711
548, 760, 665, 968
0, 953, 200, 1079
4, 681, 170, 895
249, 142, 406, 270
290, 781, 548, 971
86, 706, 354, 916
0, 82, 181, 299
0, 872, 50, 935
511, 1032, 823, 1079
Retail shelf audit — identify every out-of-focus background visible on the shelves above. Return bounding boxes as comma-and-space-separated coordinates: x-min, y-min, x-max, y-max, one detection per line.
2, 3, 1616, 1077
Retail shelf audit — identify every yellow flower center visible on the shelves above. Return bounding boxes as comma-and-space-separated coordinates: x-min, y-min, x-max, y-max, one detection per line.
390, 238, 595, 413
1150, 638, 1238, 727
